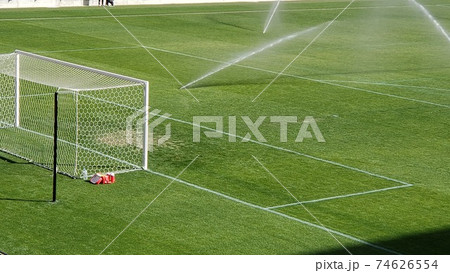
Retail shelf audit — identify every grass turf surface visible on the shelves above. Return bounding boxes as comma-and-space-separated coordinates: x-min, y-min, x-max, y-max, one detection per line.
0, 0, 449, 254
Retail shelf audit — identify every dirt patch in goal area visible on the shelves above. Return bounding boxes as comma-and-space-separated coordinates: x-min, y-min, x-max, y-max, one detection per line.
97, 130, 185, 150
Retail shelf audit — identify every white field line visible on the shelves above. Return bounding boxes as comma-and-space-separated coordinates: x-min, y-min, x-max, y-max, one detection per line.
252, 155, 352, 254
390, 78, 432, 83
321, 79, 450, 93
25, 49, 444, 182
252, 0, 356, 102
263, 0, 282, 34
103, 7, 199, 102
99, 155, 199, 255
151, 46, 450, 108
41, 79, 416, 188
2, 5, 444, 22
315, 79, 450, 108
21, 76, 412, 187
0, 120, 12, 128
33, 45, 450, 108
12, 75, 410, 188
267, 184, 413, 210
145, 168, 402, 255
36, 46, 141, 54
21, 83, 412, 187
151, 112, 411, 186
141, 46, 450, 108
181, 24, 322, 89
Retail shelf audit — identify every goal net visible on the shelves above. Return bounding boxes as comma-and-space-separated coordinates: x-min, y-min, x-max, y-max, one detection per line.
0, 50, 149, 178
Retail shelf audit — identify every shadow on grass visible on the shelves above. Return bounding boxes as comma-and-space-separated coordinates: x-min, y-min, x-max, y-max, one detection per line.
309, 227, 450, 255
0, 197, 51, 203
0, 154, 54, 203
0, 154, 31, 165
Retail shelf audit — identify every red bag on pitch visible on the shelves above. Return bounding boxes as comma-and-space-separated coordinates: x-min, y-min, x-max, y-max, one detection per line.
90, 173, 115, 184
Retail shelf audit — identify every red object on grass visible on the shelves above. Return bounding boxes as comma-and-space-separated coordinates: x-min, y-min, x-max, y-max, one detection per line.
89, 173, 115, 184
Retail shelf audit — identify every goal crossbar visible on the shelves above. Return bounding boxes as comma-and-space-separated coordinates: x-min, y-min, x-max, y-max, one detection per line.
15, 50, 147, 86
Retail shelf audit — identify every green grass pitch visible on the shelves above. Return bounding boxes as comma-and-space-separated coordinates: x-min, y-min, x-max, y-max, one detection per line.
0, 0, 449, 254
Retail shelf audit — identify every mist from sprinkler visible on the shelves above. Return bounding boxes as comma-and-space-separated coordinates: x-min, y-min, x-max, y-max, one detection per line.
181, 24, 322, 89
410, 0, 450, 42
263, 0, 282, 34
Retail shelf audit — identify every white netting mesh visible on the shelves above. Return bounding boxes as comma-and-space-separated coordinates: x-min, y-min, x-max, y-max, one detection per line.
0, 53, 15, 129
0, 51, 148, 177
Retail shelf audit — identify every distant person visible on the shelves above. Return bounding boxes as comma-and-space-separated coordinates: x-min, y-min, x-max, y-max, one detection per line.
98, 0, 104, 6
106, 0, 114, 6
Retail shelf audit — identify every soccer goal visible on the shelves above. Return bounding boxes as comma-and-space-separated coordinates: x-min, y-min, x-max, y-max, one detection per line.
0, 50, 149, 178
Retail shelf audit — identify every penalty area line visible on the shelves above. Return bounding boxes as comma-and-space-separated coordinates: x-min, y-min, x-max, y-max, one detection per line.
150, 113, 412, 186
252, 155, 352, 254
98, 155, 199, 255
144, 168, 402, 255
267, 184, 413, 210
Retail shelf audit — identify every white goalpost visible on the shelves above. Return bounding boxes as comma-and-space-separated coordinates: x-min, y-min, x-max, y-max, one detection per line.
0, 50, 149, 178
